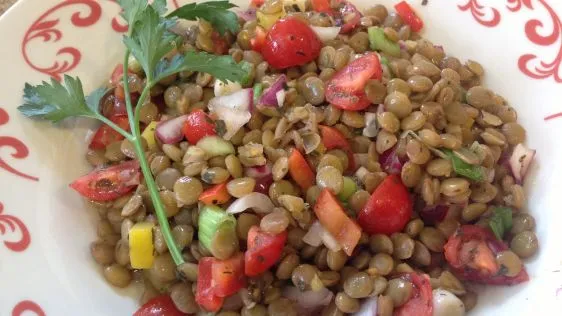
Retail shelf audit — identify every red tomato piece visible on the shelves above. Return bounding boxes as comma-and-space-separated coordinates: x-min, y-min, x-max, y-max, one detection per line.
109, 64, 131, 87
245, 226, 287, 277
261, 18, 322, 69
313, 189, 362, 256
212, 253, 246, 297
288, 149, 316, 191
196, 257, 225, 312
89, 115, 130, 150
211, 31, 229, 55
250, 0, 265, 7
394, 273, 433, 316
338, 1, 361, 34
311, 0, 332, 13
357, 174, 412, 235
250, 26, 267, 52
133, 295, 186, 316
183, 110, 217, 144
70, 160, 140, 202
318, 125, 356, 172
199, 182, 231, 205
326, 53, 382, 111
444, 225, 530, 285
394, 1, 424, 32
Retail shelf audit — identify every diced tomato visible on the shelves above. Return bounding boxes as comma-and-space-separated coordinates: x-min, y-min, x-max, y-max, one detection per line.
250, 0, 265, 7
313, 189, 362, 256
250, 26, 267, 52
261, 18, 322, 69
110, 64, 131, 87
70, 160, 141, 202
338, 1, 361, 34
311, 0, 332, 13
394, 1, 424, 32
444, 225, 530, 285
318, 125, 355, 172
89, 115, 130, 150
394, 273, 433, 316
357, 174, 412, 235
212, 31, 229, 55
182, 110, 217, 144
245, 226, 287, 277
288, 149, 315, 191
196, 257, 225, 312
199, 182, 231, 205
133, 295, 186, 316
326, 53, 382, 111
212, 253, 246, 297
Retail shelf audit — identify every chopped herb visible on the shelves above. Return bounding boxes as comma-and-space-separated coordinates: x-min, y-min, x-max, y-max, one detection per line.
443, 148, 485, 182
167, 0, 239, 35
488, 207, 513, 240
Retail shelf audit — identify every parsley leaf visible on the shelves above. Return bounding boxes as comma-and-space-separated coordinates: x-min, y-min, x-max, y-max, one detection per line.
154, 51, 251, 84
117, 0, 167, 30
443, 149, 485, 181
167, 1, 239, 35
18, 75, 107, 123
123, 2, 178, 80
488, 207, 513, 240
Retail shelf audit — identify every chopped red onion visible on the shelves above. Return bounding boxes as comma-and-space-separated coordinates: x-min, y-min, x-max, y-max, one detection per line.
283, 286, 333, 309
353, 295, 378, 316
155, 114, 189, 144
208, 88, 253, 140
226, 192, 275, 214
379, 146, 406, 175
254, 175, 273, 195
508, 143, 536, 184
419, 204, 449, 225
259, 75, 287, 107
237, 8, 256, 21
244, 164, 272, 179
310, 26, 341, 42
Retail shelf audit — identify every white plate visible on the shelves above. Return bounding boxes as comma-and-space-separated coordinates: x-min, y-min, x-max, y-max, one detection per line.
1, 0, 562, 315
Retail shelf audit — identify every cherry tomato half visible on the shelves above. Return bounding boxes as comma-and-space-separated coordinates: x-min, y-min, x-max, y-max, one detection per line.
357, 174, 412, 235
133, 295, 186, 316
261, 18, 322, 69
338, 1, 361, 34
326, 53, 382, 111
182, 110, 217, 144
70, 160, 140, 202
245, 226, 287, 277
394, 273, 433, 316
394, 1, 424, 33
89, 115, 130, 150
212, 252, 246, 297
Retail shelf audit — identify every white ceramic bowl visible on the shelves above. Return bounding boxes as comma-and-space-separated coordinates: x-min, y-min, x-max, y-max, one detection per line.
1, 0, 561, 315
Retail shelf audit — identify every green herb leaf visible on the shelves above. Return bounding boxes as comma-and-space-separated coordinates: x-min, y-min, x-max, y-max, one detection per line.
18, 75, 107, 123
167, 0, 239, 35
443, 149, 485, 181
154, 51, 251, 84
488, 207, 513, 239
253, 83, 264, 105
123, 2, 178, 80
117, 0, 167, 31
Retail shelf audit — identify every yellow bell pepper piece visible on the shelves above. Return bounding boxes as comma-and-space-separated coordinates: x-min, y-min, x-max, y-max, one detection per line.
141, 121, 158, 151
129, 222, 155, 269
257, 10, 286, 30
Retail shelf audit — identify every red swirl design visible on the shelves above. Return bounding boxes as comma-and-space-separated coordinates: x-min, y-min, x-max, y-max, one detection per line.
0, 108, 38, 182
11, 300, 45, 316
458, 0, 501, 27
0, 202, 31, 252
21, 0, 102, 81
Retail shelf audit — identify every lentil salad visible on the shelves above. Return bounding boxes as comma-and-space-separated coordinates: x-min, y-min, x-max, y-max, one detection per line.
18, 0, 539, 315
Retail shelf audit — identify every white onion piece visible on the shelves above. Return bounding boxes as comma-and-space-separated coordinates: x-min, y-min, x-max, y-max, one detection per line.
321, 228, 342, 252
237, 8, 256, 21
310, 26, 341, 42
155, 114, 189, 144
208, 89, 253, 140
244, 164, 272, 179
226, 192, 275, 214
432, 289, 466, 316
353, 295, 378, 316
303, 221, 324, 247
354, 166, 369, 182
214, 79, 242, 97
363, 112, 378, 137
509, 143, 536, 183
283, 286, 334, 309
276, 89, 286, 107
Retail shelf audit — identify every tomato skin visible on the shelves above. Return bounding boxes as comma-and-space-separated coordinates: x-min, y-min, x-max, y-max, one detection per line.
250, 26, 267, 52
394, 1, 424, 32
444, 225, 530, 285
338, 1, 361, 34
133, 295, 186, 316
183, 110, 217, 144
211, 31, 229, 55
326, 53, 382, 111
311, 0, 332, 12
394, 273, 433, 316
288, 149, 316, 191
212, 253, 246, 297
70, 160, 140, 201
89, 115, 130, 150
245, 226, 287, 277
250, 0, 265, 7
199, 182, 231, 205
313, 189, 362, 256
318, 125, 356, 172
261, 18, 322, 69
357, 174, 412, 235
196, 257, 225, 312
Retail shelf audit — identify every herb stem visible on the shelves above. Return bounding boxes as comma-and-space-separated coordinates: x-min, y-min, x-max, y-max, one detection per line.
97, 115, 133, 141
122, 51, 185, 267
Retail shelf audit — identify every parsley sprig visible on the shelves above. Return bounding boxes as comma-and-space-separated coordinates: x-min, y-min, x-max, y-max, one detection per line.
19, 0, 248, 267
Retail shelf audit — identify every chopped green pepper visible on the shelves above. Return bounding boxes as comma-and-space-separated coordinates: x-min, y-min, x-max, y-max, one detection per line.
368, 27, 401, 57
